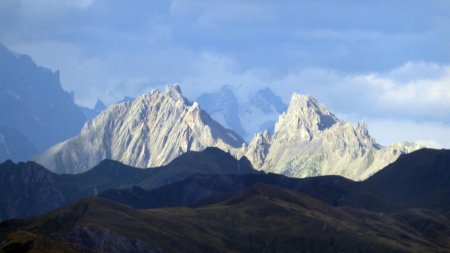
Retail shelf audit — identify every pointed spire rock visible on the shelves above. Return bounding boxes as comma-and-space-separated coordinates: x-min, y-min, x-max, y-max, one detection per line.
273, 93, 339, 142
164, 84, 185, 100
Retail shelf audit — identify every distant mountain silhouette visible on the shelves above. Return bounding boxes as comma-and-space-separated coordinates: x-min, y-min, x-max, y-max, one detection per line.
0, 43, 86, 153
101, 173, 357, 209
2, 148, 450, 252
0, 147, 255, 221
197, 86, 287, 140
102, 148, 450, 213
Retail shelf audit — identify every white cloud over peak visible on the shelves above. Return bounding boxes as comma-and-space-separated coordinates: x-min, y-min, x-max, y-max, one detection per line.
271, 62, 450, 122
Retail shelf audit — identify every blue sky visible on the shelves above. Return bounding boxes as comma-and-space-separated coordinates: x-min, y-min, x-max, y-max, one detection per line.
1, 0, 450, 147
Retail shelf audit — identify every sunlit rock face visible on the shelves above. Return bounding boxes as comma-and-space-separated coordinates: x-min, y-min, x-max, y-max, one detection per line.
35, 85, 244, 174
240, 93, 421, 181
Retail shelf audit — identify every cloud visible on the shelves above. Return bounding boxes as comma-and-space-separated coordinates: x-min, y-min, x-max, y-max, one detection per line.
365, 69, 450, 119
271, 62, 450, 124
362, 119, 450, 148
169, 0, 274, 29
1, 1, 449, 147
164, 57, 450, 147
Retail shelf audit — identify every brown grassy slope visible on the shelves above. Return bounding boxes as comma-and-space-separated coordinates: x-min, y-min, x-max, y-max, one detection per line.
1, 183, 449, 253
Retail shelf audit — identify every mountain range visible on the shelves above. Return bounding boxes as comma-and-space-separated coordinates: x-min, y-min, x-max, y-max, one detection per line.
2, 148, 450, 252
0, 147, 253, 221
100, 148, 450, 213
0, 39, 448, 253
3, 186, 448, 253
31, 82, 420, 180
0, 43, 423, 182
5, 147, 449, 224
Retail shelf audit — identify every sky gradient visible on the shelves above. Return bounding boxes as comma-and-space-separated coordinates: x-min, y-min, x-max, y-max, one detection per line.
1, 0, 449, 147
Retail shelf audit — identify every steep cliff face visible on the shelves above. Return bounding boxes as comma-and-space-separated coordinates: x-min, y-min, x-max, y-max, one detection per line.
241, 93, 420, 181
35, 85, 244, 174
0, 43, 86, 152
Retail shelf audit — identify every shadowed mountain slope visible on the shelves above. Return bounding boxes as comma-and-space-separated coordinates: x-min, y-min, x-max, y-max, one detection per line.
102, 148, 450, 213
0, 148, 254, 221
1, 184, 449, 253
100, 173, 359, 210
363, 148, 450, 209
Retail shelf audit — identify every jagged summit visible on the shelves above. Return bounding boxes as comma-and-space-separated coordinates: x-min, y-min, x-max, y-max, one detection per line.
35, 85, 245, 174
241, 92, 421, 180
274, 94, 339, 141
163, 83, 186, 102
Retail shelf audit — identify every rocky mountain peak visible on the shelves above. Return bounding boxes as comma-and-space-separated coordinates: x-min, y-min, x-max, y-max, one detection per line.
241, 92, 420, 181
35, 85, 245, 174
356, 122, 369, 136
274, 93, 339, 141
164, 84, 185, 101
